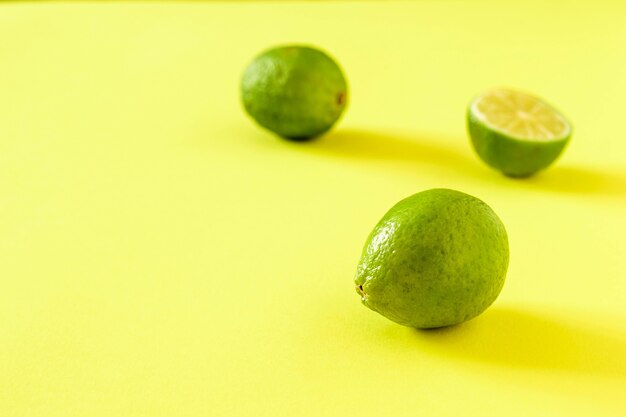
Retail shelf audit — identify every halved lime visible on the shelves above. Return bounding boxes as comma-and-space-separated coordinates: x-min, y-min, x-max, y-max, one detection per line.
467, 88, 572, 177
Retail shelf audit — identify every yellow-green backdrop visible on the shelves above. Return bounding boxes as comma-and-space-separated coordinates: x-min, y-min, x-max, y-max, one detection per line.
1, 1, 625, 416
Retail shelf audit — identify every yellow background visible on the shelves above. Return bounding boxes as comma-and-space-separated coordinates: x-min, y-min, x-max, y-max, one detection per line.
1, 1, 625, 416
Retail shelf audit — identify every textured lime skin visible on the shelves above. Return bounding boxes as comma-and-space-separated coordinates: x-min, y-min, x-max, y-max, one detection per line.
355, 189, 509, 329
467, 109, 571, 178
241, 45, 348, 141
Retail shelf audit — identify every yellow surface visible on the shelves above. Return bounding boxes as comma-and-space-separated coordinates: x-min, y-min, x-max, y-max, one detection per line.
1, 1, 625, 416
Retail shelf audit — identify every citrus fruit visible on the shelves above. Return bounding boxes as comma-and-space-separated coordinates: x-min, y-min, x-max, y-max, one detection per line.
354, 189, 509, 329
467, 88, 572, 177
241, 45, 348, 141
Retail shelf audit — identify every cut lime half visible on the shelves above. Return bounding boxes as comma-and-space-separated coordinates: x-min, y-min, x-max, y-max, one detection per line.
467, 88, 572, 177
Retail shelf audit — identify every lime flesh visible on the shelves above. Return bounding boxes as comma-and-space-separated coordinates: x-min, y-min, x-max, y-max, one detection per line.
467, 88, 572, 177
355, 189, 509, 329
241, 45, 348, 141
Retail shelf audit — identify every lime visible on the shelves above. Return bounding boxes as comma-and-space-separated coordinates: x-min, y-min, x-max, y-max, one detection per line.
355, 189, 509, 329
467, 88, 572, 177
241, 45, 348, 141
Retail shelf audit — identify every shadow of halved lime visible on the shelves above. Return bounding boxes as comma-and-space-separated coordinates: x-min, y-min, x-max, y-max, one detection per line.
467, 88, 572, 178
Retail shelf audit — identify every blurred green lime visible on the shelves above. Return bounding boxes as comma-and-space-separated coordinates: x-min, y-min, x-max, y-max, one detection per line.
467, 88, 572, 177
241, 45, 348, 141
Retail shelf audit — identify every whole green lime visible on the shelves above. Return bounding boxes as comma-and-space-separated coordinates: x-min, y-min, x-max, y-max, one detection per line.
241, 45, 348, 141
354, 189, 509, 329
467, 88, 572, 178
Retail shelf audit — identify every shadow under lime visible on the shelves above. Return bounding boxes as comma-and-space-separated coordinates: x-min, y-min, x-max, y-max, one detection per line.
412, 305, 626, 377
304, 128, 626, 198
